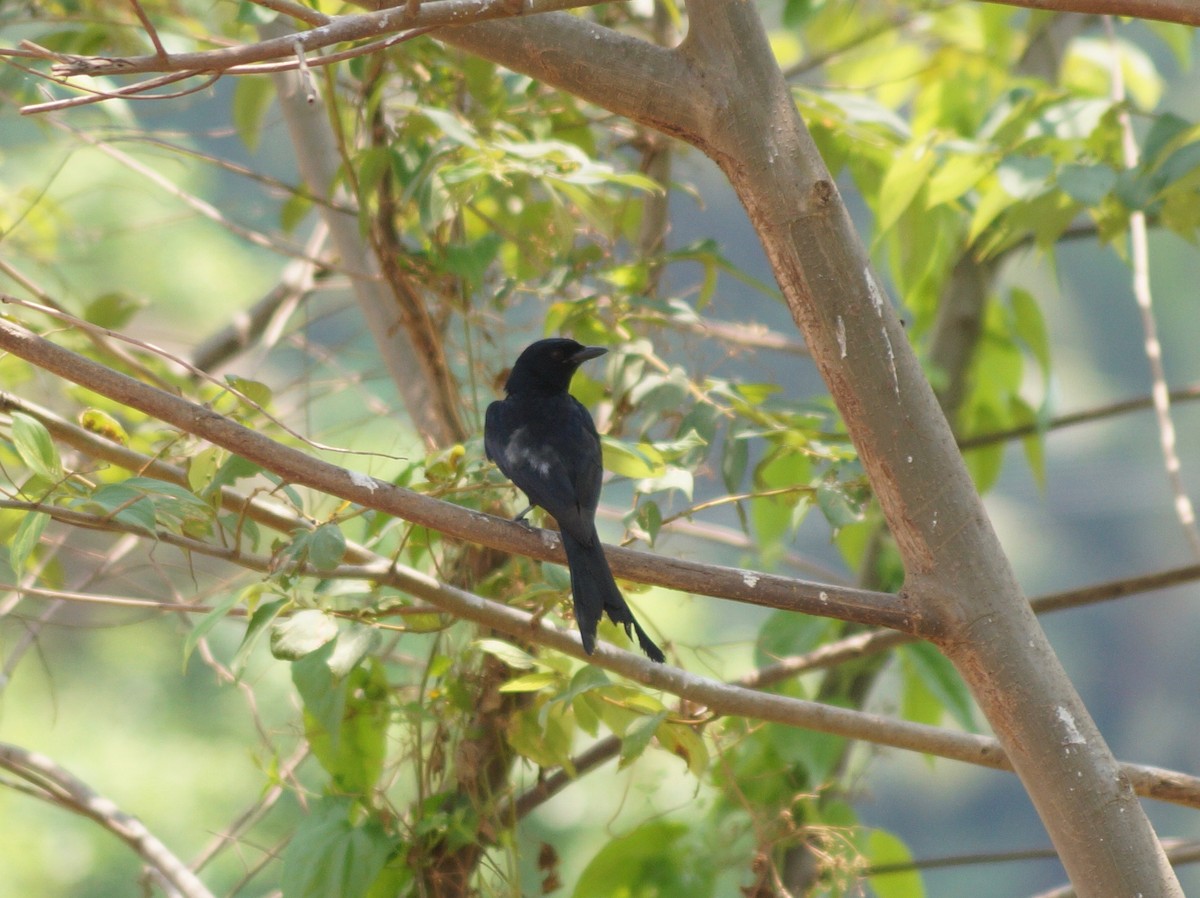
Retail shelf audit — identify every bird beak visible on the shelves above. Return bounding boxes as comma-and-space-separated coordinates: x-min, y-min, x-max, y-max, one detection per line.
571, 345, 608, 363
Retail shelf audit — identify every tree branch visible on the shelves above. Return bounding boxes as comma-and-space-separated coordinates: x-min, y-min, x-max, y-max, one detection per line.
13, 553, 1200, 811
0, 311, 915, 634
978, 0, 1200, 27
11, 0, 618, 82
0, 742, 217, 898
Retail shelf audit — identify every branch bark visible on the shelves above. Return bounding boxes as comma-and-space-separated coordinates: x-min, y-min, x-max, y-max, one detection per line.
978, 0, 1200, 26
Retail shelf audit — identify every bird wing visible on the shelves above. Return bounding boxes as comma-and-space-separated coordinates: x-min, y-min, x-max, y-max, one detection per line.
484, 395, 600, 545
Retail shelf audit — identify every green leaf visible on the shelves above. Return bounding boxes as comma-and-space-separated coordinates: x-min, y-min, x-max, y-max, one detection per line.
560, 664, 611, 707
11, 412, 63, 482
301, 658, 390, 794
656, 721, 709, 776
10, 511, 48, 575
78, 408, 128, 445
755, 611, 838, 668
281, 796, 393, 898
326, 622, 380, 679
926, 147, 996, 208
618, 710, 668, 769
635, 500, 662, 546
204, 453, 262, 496
815, 480, 863, 530
225, 375, 273, 409
572, 822, 691, 898
751, 449, 811, 555
83, 292, 144, 329
498, 671, 560, 693
601, 438, 665, 479
721, 432, 749, 494
232, 597, 287, 678
864, 829, 925, 898
412, 106, 479, 148
474, 638, 539, 670
232, 76, 275, 153
877, 136, 937, 234
441, 234, 502, 289
508, 702, 575, 770
271, 609, 339, 660
309, 523, 347, 570
1056, 162, 1116, 207
183, 589, 242, 670
900, 642, 976, 732
1009, 287, 1051, 379
93, 487, 158, 537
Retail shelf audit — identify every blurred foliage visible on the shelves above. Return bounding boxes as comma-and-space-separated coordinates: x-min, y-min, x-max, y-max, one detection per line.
0, 1, 1195, 897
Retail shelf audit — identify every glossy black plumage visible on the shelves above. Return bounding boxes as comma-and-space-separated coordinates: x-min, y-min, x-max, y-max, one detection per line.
485, 338, 665, 663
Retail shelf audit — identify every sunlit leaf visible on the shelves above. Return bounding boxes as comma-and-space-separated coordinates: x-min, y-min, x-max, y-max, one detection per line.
498, 671, 560, 693
10, 511, 48, 576
78, 408, 128, 445
11, 412, 62, 482
877, 136, 937, 234
271, 609, 339, 660
474, 638, 539, 670
864, 829, 925, 898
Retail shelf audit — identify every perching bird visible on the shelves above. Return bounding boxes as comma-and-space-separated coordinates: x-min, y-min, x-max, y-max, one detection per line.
484, 338, 665, 663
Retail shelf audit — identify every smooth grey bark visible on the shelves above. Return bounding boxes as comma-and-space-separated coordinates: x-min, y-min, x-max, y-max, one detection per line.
434, 4, 1182, 895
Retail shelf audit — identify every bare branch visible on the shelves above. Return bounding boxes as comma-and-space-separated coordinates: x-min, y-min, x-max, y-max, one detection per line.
0, 742, 217, 898
1104, 15, 1200, 558
128, 0, 169, 58
747, 561, 1200, 688
8, 0, 620, 85
249, 0, 332, 27
958, 383, 1200, 450
191, 222, 329, 373
977, 0, 1200, 27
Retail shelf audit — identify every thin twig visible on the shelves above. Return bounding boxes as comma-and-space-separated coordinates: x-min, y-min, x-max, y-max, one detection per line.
248, 0, 332, 27
1104, 16, 1200, 558
745, 559, 1200, 689
191, 221, 330, 372
128, 0, 168, 58
2, 295, 401, 462
985, 0, 1200, 27
957, 383, 1200, 450
8, 0, 618, 99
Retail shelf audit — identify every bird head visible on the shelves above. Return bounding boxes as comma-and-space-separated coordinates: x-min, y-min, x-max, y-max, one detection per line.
503, 338, 608, 395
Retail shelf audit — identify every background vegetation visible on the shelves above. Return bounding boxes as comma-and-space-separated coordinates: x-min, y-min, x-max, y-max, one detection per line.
1, 1, 1200, 895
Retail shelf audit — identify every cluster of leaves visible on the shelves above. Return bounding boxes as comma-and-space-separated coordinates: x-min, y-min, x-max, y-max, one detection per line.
796, 2, 1195, 489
